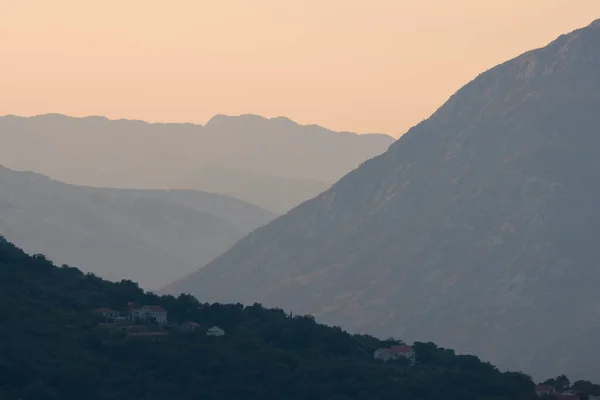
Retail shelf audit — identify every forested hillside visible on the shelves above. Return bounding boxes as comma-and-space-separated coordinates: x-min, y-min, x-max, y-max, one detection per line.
0, 234, 537, 400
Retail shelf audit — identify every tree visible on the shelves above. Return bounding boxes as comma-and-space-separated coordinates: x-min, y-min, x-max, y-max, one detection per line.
554, 375, 571, 392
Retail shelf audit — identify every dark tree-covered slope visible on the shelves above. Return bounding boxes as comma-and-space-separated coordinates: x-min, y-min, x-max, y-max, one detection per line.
0, 235, 536, 400
163, 20, 600, 380
0, 166, 275, 289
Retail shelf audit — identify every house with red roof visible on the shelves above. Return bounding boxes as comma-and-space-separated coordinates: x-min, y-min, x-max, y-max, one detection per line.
93, 308, 120, 319
534, 385, 581, 399
129, 305, 168, 324
535, 385, 556, 397
374, 344, 415, 362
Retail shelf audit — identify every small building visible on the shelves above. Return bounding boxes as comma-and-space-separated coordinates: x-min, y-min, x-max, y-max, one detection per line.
130, 305, 168, 324
374, 344, 415, 362
180, 322, 201, 333
206, 326, 225, 337
93, 308, 120, 319
535, 386, 556, 397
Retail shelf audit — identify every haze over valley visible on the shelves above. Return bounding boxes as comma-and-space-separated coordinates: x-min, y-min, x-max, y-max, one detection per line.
2, 2, 600, 398
0, 114, 393, 213
0, 165, 276, 289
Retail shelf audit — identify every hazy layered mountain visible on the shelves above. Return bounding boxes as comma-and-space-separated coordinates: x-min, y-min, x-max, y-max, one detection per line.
163, 20, 600, 380
174, 166, 330, 216
0, 165, 275, 289
0, 114, 393, 213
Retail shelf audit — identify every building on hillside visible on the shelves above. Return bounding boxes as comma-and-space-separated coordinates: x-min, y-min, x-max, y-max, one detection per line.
180, 322, 201, 333
535, 386, 556, 397
93, 308, 120, 319
206, 326, 225, 337
374, 345, 415, 362
129, 305, 168, 324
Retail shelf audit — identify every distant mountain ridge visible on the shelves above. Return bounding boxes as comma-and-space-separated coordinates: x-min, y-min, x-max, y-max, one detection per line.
0, 113, 394, 213
163, 19, 600, 381
0, 165, 275, 289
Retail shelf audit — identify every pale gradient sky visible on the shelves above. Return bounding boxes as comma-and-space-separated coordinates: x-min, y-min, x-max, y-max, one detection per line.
1, 1, 599, 137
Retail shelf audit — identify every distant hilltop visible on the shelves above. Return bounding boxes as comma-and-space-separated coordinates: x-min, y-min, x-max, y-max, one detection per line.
0, 113, 394, 213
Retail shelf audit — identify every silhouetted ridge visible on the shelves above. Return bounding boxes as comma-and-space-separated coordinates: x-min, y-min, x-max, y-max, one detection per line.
0, 235, 540, 399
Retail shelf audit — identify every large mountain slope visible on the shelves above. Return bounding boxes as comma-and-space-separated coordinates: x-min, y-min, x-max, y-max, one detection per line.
163, 20, 600, 380
0, 166, 275, 289
0, 114, 393, 213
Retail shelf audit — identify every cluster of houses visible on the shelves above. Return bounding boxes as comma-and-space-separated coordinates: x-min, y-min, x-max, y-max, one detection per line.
92, 304, 225, 337
372, 347, 596, 399
534, 385, 598, 400
373, 344, 415, 363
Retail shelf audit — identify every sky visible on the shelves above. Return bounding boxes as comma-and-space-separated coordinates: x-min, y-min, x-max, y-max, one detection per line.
1, 1, 599, 137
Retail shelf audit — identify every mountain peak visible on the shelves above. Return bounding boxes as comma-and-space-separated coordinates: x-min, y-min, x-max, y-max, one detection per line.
589, 18, 600, 28
166, 21, 600, 381
205, 113, 268, 128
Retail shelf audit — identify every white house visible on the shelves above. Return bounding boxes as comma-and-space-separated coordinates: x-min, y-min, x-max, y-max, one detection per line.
374, 345, 415, 362
206, 326, 225, 337
130, 305, 168, 324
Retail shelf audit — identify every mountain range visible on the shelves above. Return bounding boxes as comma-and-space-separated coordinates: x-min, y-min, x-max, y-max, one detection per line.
0, 165, 275, 289
163, 19, 600, 381
0, 113, 394, 213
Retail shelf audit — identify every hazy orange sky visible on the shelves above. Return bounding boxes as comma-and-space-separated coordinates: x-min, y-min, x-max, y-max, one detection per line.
1, 1, 599, 137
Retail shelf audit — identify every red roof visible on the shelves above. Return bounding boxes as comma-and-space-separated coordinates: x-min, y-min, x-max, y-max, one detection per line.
93, 308, 117, 313
389, 345, 413, 354
144, 305, 166, 313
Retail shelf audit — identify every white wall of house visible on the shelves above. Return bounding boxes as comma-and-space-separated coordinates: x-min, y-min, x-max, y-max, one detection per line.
149, 311, 167, 324
207, 326, 225, 336
374, 349, 393, 361
130, 307, 168, 324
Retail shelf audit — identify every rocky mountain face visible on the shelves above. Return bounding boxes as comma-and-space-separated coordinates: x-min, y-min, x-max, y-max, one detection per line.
0, 114, 393, 213
163, 20, 600, 380
0, 166, 275, 289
